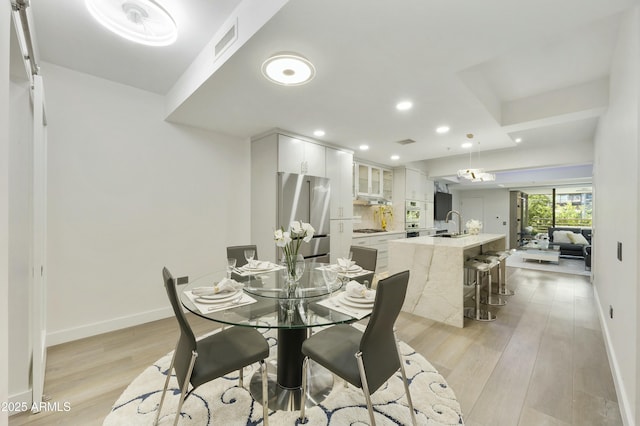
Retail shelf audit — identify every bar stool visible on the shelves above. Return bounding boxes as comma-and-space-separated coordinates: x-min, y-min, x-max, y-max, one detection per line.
474, 254, 506, 306
485, 250, 514, 296
464, 259, 496, 322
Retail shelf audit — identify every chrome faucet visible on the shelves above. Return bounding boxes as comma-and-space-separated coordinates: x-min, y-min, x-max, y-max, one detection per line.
445, 210, 463, 235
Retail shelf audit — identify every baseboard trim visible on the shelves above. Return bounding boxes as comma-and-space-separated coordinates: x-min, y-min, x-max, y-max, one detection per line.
47, 306, 173, 347
7, 389, 31, 416
593, 286, 634, 426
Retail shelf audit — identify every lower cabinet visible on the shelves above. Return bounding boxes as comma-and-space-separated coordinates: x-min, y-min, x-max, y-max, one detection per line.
351, 232, 406, 273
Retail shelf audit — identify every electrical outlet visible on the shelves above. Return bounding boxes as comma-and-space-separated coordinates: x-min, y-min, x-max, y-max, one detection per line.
609, 305, 614, 319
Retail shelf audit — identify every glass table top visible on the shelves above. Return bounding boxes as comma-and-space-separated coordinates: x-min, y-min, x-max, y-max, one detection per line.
180, 261, 359, 330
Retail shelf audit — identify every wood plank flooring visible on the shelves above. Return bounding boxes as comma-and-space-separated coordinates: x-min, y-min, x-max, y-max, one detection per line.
9, 267, 622, 425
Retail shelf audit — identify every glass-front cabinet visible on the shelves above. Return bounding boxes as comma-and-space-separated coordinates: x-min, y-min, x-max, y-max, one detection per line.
354, 162, 392, 199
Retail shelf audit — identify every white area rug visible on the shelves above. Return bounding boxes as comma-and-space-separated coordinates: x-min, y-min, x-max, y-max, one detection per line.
104, 326, 463, 425
506, 252, 590, 277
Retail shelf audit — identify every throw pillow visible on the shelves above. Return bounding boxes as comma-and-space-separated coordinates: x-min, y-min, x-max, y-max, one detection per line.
568, 232, 589, 245
553, 230, 572, 244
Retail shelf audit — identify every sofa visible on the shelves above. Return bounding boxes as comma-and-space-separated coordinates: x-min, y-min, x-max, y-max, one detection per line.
547, 227, 592, 257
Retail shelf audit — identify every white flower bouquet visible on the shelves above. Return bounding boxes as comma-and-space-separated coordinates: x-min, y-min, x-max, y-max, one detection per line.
274, 220, 315, 281
465, 219, 482, 235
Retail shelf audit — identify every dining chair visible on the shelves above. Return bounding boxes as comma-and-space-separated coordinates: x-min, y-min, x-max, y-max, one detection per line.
298, 270, 417, 426
350, 245, 377, 287
226, 244, 258, 267
156, 267, 270, 426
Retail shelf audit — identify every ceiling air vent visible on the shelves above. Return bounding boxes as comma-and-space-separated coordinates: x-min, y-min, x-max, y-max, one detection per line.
214, 19, 238, 58
396, 138, 416, 145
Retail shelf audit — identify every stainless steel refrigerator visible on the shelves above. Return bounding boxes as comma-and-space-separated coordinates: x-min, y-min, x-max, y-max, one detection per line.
277, 172, 330, 260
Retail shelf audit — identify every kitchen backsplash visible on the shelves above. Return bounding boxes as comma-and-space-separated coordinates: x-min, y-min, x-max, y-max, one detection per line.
353, 204, 401, 231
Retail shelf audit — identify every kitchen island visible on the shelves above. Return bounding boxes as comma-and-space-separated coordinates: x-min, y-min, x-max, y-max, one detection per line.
388, 233, 506, 328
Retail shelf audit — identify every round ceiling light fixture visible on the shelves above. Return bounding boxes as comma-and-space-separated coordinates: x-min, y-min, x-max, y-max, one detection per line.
85, 0, 178, 46
261, 52, 316, 86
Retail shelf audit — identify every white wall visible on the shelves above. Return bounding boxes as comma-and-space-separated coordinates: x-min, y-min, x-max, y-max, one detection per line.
592, 7, 639, 425
42, 62, 251, 345
1, 1, 11, 423
452, 188, 510, 238
8, 80, 32, 407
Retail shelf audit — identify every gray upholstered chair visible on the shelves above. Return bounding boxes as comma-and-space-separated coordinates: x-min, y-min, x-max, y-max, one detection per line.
350, 245, 377, 287
156, 267, 270, 426
298, 270, 416, 425
226, 245, 258, 267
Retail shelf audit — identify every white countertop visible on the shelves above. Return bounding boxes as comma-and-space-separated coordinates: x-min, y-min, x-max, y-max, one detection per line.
390, 233, 505, 249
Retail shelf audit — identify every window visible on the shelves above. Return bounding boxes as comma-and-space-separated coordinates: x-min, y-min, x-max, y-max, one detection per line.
526, 186, 592, 233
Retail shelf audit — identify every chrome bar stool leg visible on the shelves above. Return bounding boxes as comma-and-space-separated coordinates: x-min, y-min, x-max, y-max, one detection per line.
488, 250, 515, 296
464, 260, 496, 322
475, 255, 506, 306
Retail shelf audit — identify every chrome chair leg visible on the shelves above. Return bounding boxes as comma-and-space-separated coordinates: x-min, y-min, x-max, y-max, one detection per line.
395, 337, 417, 426
239, 367, 244, 388
173, 351, 197, 426
356, 352, 377, 426
260, 360, 269, 426
154, 347, 178, 425
299, 357, 309, 422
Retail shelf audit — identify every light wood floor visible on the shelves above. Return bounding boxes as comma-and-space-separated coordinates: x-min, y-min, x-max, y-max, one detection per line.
10, 267, 622, 425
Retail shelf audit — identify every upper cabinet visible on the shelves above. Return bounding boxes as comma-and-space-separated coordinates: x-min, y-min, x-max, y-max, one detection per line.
278, 134, 326, 176
394, 167, 430, 201
354, 162, 393, 199
326, 148, 354, 219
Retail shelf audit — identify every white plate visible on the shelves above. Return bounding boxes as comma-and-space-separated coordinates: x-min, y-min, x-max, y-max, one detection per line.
339, 293, 374, 309
345, 293, 375, 304
197, 289, 240, 301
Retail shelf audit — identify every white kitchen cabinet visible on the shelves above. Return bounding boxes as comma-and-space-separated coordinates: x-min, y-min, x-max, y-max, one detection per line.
326, 148, 354, 219
425, 202, 435, 228
405, 168, 426, 201
351, 231, 405, 273
330, 219, 353, 263
425, 178, 435, 202
278, 133, 326, 176
354, 162, 393, 199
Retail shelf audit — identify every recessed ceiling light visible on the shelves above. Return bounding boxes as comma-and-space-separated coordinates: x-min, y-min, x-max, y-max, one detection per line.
461, 142, 473, 148
390, 155, 400, 160
396, 101, 413, 111
85, 0, 178, 46
313, 130, 325, 137
261, 52, 315, 86
436, 126, 450, 134
515, 138, 522, 143
359, 145, 369, 151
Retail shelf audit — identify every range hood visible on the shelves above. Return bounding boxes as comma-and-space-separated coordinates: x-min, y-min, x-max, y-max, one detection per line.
353, 195, 392, 206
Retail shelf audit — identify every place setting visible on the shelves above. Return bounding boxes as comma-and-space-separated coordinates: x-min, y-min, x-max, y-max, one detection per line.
184, 277, 257, 314
318, 252, 371, 280
232, 249, 284, 276
318, 279, 376, 319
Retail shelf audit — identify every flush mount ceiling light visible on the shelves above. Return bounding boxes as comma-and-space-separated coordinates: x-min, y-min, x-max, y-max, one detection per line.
436, 125, 450, 134
359, 145, 369, 151
457, 134, 495, 182
85, 0, 177, 46
261, 52, 315, 86
313, 129, 325, 137
396, 101, 413, 111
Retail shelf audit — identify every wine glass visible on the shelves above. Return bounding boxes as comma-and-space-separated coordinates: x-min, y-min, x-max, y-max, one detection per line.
243, 248, 255, 267
322, 267, 339, 303
226, 258, 237, 279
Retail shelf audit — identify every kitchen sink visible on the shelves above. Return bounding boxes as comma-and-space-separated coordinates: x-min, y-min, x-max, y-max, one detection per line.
433, 233, 469, 238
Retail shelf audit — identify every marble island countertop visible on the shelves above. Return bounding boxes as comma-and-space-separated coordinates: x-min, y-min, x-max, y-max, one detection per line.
392, 233, 505, 249
388, 233, 507, 328
352, 229, 406, 239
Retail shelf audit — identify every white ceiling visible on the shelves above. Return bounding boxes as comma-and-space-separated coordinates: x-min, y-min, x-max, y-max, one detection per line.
27, 0, 640, 186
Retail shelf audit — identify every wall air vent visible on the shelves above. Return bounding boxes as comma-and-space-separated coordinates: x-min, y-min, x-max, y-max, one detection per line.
396, 138, 416, 145
214, 18, 238, 58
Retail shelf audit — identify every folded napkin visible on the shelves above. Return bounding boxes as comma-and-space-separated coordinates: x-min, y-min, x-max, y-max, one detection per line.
346, 280, 375, 300
246, 260, 271, 269
337, 258, 356, 269
191, 278, 241, 296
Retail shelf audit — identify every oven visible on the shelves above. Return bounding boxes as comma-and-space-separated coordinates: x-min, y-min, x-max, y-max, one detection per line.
406, 201, 421, 224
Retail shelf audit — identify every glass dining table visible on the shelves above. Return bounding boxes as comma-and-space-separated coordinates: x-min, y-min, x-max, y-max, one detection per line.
180, 259, 372, 411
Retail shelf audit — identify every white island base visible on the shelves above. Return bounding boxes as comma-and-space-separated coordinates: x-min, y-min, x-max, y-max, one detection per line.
388, 233, 506, 328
